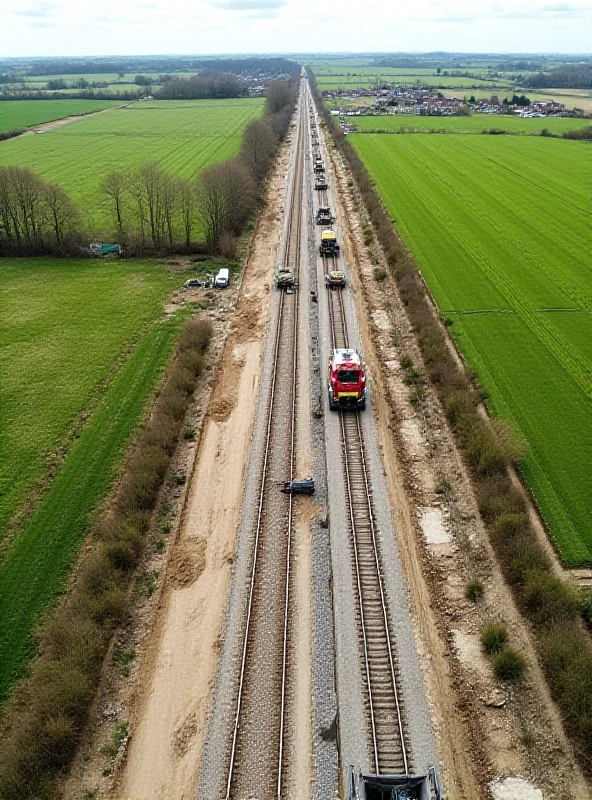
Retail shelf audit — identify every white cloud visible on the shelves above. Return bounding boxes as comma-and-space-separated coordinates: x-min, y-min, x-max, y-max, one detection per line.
3, 0, 592, 56
210, 0, 286, 8
12, 0, 60, 18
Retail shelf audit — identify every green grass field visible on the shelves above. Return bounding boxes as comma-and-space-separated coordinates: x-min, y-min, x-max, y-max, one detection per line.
0, 259, 180, 540
352, 133, 592, 565
316, 74, 504, 91
353, 114, 591, 135
0, 98, 264, 230
0, 257, 190, 699
0, 99, 122, 133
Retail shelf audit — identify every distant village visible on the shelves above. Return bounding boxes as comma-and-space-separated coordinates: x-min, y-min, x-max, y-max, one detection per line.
323, 86, 581, 132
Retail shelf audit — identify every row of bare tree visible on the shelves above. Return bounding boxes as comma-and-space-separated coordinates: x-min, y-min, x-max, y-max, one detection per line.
159, 73, 244, 100
0, 80, 298, 257
0, 166, 80, 254
100, 80, 297, 254
100, 156, 256, 255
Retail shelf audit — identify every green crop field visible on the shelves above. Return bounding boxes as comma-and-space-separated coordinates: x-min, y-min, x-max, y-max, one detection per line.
353, 114, 591, 135
0, 257, 191, 699
0, 98, 264, 230
0, 99, 122, 133
316, 74, 504, 91
352, 133, 592, 565
314, 67, 450, 77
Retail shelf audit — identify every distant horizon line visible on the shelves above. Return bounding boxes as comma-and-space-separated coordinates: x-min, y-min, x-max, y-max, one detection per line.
2, 50, 591, 61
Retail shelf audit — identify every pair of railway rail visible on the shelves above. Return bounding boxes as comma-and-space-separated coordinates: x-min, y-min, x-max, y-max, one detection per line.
223, 85, 409, 799
225, 93, 305, 800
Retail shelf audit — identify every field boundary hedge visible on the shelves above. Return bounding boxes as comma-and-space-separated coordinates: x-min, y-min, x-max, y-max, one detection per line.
306, 67, 592, 776
0, 317, 212, 799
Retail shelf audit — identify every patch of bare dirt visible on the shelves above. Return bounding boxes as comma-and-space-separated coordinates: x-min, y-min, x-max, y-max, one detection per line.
208, 350, 246, 422
326, 141, 591, 799
169, 538, 207, 589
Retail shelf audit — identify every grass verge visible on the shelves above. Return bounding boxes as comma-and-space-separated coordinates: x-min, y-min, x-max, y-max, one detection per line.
0, 316, 212, 798
306, 68, 592, 776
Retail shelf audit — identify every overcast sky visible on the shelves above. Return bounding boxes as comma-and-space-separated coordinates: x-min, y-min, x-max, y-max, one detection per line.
3, 0, 591, 58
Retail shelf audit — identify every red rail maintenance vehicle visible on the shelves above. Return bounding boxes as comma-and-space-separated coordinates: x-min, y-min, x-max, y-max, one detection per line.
328, 348, 367, 410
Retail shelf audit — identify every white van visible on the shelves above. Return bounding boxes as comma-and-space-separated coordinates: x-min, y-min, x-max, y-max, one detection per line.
214, 268, 230, 288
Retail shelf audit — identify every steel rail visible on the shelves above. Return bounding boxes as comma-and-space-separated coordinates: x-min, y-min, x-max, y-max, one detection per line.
327, 285, 409, 776
277, 98, 304, 800
225, 95, 305, 800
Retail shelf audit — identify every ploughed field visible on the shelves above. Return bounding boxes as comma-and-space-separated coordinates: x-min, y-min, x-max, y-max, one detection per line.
352, 133, 592, 565
0, 258, 189, 700
0, 99, 122, 133
354, 114, 592, 135
0, 98, 264, 231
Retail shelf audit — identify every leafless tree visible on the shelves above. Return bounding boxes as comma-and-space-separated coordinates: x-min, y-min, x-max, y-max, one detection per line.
11, 167, 45, 245
176, 179, 196, 249
139, 162, 167, 247
0, 166, 79, 253
239, 119, 278, 186
100, 171, 128, 235
266, 80, 293, 115
161, 175, 178, 247
0, 167, 20, 245
128, 171, 148, 248
196, 159, 255, 251
43, 182, 79, 244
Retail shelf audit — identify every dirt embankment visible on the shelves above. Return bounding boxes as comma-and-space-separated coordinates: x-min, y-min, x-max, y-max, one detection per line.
326, 140, 591, 799
61, 138, 293, 800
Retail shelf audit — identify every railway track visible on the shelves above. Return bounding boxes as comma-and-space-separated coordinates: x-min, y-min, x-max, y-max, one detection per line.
224, 91, 306, 800
324, 199, 411, 776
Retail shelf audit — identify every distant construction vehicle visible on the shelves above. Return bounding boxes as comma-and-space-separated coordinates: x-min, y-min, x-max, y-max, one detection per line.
325, 269, 346, 289
88, 242, 123, 256
315, 174, 328, 190
319, 229, 340, 257
275, 268, 295, 290
328, 348, 367, 410
314, 157, 325, 174
316, 206, 334, 226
